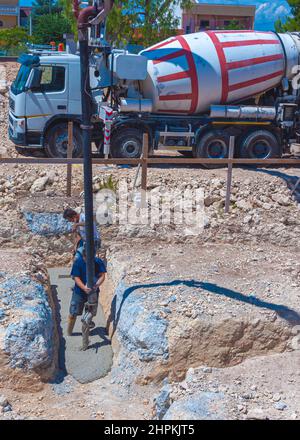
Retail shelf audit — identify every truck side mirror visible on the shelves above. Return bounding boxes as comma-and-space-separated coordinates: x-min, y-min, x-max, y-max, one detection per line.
29, 68, 42, 91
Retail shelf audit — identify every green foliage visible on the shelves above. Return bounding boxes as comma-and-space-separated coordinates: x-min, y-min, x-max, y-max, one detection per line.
106, 0, 193, 47
33, 13, 72, 44
223, 20, 245, 31
275, 0, 300, 32
32, 0, 62, 17
58, 0, 77, 37
94, 175, 118, 193
0, 27, 31, 50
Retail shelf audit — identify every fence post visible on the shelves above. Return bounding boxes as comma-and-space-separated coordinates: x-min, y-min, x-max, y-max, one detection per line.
141, 133, 148, 191
141, 133, 149, 207
66, 121, 73, 197
225, 136, 235, 213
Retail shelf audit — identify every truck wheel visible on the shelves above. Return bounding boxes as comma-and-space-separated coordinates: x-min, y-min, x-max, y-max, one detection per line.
111, 128, 143, 158
239, 130, 281, 159
44, 123, 83, 158
195, 130, 229, 168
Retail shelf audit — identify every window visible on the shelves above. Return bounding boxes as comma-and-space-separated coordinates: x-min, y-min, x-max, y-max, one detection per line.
0, 21, 3, 27
38, 65, 65, 93
11, 64, 31, 95
200, 20, 210, 29
185, 25, 190, 34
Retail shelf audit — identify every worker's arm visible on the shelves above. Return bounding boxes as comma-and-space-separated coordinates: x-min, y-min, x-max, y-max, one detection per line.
74, 276, 91, 295
72, 222, 85, 232
72, 215, 97, 231
94, 272, 106, 289
73, 233, 82, 254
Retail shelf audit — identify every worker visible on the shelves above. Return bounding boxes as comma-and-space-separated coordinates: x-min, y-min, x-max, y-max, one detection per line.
63, 208, 101, 259
67, 246, 107, 336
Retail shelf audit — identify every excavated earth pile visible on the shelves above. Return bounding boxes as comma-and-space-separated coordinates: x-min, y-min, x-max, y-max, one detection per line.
103, 241, 300, 385
0, 249, 58, 391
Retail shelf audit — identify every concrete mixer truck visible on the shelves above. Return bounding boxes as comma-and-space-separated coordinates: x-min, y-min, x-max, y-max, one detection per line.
8, 29, 300, 163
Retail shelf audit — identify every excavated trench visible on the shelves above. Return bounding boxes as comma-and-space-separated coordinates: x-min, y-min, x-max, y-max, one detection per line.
48, 267, 113, 384
2, 243, 298, 395
3, 203, 298, 400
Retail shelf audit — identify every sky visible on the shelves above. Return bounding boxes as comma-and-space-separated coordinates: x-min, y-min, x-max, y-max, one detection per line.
19, 0, 292, 31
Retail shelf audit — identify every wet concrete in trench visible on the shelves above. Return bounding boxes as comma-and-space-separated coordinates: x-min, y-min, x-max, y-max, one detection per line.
49, 267, 113, 384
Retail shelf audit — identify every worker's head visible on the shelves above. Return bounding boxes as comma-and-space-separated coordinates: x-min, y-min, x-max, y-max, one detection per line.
63, 208, 79, 223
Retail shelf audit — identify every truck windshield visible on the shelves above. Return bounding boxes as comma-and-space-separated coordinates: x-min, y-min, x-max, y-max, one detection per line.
11, 64, 31, 95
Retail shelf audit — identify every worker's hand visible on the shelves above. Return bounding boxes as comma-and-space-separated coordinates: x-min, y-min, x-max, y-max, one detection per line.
83, 286, 92, 295
72, 224, 78, 232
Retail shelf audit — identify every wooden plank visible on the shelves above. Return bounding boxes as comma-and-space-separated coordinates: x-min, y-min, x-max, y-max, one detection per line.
66, 121, 73, 197
225, 136, 235, 213
0, 157, 141, 165
147, 158, 300, 165
0, 157, 300, 165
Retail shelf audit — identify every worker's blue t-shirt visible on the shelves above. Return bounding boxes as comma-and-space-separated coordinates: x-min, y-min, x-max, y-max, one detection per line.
71, 255, 106, 299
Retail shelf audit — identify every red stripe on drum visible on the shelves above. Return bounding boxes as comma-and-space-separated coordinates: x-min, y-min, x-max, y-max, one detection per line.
214, 30, 273, 34
159, 93, 193, 101
146, 38, 177, 51
222, 39, 280, 48
152, 36, 198, 112
157, 70, 191, 82
229, 70, 284, 92
153, 49, 186, 65
206, 31, 229, 103
175, 35, 199, 114
226, 54, 284, 70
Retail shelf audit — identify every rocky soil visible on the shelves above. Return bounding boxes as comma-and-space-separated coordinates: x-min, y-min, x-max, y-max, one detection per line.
0, 249, 57, 393
0, 62, 299, 420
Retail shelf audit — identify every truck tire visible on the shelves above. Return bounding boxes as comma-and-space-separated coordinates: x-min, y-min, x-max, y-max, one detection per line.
194, 129, 229, 168
110, 128, 143, 158
44, 123, 83, 158
239, 130, 281, 159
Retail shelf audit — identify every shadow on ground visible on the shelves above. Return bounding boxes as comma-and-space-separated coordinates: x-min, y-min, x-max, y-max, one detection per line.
254, 168, 300, 203
49, 283, 67, 384
107, 279, 300, 337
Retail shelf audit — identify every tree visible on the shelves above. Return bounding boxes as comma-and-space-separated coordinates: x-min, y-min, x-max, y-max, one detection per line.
106, 0, 192, 47
59, 0, 77, 36
33, 13, 72, 44
223, 20, 245, 31
32, 0, 62, 17
0, 27, 31, 51
275, 0, 300, 32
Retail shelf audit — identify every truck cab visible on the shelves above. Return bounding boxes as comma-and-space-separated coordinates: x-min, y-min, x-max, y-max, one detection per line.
9, 52, 102, 157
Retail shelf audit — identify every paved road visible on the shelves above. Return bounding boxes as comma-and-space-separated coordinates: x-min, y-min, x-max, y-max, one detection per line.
49, 267, 113, 384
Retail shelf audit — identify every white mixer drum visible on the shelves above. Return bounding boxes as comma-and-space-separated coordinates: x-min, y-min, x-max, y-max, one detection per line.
140, 31, 299, 115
